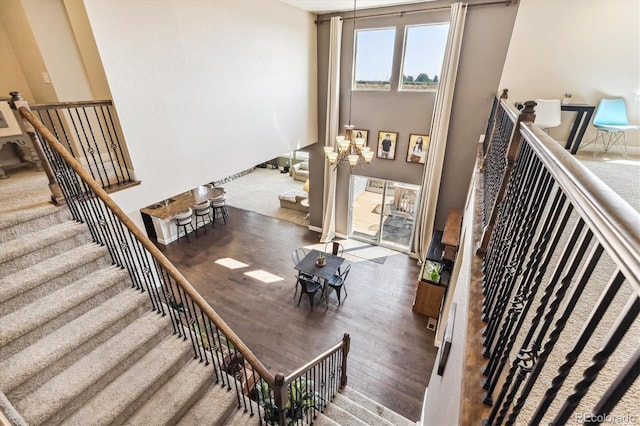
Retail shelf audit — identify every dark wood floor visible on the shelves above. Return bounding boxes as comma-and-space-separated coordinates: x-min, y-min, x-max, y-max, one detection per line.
156, 206, 437, 421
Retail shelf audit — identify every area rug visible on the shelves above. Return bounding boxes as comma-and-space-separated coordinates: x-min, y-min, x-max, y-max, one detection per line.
304, 240, 399, 265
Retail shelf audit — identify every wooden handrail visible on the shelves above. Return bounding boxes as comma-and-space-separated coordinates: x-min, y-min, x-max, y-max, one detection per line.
284, 335, 348, 383
519, 123, 640, 293
18, 106, 276, 385
30, 99, 113, 110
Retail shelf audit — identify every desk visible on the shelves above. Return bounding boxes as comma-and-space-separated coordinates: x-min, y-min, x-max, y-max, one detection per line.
295, 249, 344, 282
561, 104, 596, 154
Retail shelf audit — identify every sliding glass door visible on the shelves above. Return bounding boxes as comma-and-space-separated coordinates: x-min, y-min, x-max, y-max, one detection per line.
348, 175, 420, 251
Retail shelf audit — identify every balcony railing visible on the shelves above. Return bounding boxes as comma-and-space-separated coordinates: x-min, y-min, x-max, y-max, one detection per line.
475, 96, 639, 425
16, 105, 350, 426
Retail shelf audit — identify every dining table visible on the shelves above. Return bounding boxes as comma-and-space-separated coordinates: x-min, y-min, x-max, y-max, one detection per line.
295, 249, 345, 283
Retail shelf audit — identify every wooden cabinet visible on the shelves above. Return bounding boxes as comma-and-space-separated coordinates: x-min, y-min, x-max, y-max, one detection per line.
413, 280, 446, 318
412, 208, 462, 320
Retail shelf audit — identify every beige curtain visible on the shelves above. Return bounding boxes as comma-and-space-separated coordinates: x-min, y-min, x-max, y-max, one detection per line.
412, 2, 467, 261
321, 16, 342, 243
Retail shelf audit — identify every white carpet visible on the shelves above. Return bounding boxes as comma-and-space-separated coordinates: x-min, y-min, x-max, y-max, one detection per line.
575, 152, 640, 212
220, 168, 309, 227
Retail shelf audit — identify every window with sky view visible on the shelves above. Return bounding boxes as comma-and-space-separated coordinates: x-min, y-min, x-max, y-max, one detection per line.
353, 28, 396, 90
400, 23, 449, 91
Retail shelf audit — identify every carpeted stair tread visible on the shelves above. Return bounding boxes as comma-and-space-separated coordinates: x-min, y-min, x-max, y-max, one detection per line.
126, 359, 235, 426
14, 311, 171, 425
331, 393, 395, 426
215, 405, 261, 426
0, 221, 91, 279
340, 386, 415, 426
0, 288, 148, 395
0, 221, 84, 264
0, 203, 60, 230
0, 266, 128, 350
321, 402, 369, 426
61, 334, 192, 426
175, 373, 246, 426
311, 412, 341, 426
0, 242, 109, 308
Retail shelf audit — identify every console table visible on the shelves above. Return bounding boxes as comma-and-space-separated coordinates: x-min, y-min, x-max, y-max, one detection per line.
0, 135, 42, 178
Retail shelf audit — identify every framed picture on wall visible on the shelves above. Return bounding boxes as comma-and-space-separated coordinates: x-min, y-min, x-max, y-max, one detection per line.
406, 134, 429, 164
376, 131, 398, 160
352, 129, 369, 146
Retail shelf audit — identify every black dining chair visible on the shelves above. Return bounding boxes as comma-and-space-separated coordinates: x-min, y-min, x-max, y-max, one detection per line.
326, 264, 351, 307
297, 276, 323, 311
291, 248, 312, 297
324, 241, 344, 257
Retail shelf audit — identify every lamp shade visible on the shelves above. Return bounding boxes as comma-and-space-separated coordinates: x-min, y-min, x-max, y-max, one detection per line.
303, 179, 310, 192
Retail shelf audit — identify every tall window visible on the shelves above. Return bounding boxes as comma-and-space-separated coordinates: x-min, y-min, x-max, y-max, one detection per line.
353, 28, 396, 91
399, 23, 449, 91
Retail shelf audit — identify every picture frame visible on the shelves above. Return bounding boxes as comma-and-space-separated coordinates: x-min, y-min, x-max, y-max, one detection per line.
0, 101, 23, 138
352, 129, 369, 146
407, 134, 429, 164
376, 131, 398, 160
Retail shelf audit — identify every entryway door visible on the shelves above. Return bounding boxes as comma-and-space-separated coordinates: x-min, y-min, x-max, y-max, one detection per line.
348, 175, 420, 252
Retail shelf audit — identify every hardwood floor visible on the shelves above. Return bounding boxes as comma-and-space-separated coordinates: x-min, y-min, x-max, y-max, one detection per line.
156, 206, 437, 421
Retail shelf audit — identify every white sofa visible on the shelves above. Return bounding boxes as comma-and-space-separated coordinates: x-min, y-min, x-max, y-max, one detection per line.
278, 189, 309, 212
292, 161, 309, 182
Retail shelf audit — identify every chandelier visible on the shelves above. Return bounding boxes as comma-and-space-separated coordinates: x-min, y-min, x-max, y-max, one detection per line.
323, 0, 374, 169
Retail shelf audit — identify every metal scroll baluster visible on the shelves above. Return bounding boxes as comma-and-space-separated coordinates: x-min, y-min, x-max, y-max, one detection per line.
503, 240, 603, 425
551, 294, 640, 426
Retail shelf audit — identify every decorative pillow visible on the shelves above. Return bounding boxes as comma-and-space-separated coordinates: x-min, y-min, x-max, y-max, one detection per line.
298, 161, 309, 171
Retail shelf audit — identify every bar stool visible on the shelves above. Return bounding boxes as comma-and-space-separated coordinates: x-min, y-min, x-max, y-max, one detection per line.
193, 201, 213, 235
211, 197, 229, 225
175, 208, 194, 243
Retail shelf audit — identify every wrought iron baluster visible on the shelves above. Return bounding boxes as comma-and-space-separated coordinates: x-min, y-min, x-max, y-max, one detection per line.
530, 271, 625, 423
504, 240, 603, 425
551, 294, 640, 426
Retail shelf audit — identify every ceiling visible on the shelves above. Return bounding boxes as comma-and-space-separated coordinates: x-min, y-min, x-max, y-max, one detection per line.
281, 0, 435, 14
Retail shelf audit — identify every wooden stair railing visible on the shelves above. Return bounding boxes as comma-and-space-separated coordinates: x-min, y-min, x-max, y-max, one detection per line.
17, 105, 351, 426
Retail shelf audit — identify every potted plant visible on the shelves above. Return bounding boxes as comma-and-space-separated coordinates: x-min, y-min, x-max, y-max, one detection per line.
562, 93, 573, 105
254, 377, 323, 425
316, 252, 326, 266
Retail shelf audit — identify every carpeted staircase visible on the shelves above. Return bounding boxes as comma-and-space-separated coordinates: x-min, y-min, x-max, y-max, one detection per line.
0, 194, 416, 425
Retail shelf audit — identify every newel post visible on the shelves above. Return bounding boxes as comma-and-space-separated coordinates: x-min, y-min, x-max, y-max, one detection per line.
273, 373, 288, 426
477, 101, 536, 256
9, 92, 65, 205
340, 333, 351, 388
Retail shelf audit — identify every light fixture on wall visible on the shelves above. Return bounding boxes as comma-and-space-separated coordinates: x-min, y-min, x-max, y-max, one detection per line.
323, 0, 374, 169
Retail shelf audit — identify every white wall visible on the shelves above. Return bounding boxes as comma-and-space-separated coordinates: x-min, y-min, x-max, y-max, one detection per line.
0, 17, 34, 101
83, 0, 318, 215
499, 0, 640, 148
0, 0, 58, 103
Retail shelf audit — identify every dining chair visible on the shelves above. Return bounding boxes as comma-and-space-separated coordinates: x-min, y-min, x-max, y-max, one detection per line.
326, 263, 351, 307
589, 98, 639, 158
324, 241, 344, 256
297, 276, 323, 310
533, 99, 561, 134
291, 248, 312, 297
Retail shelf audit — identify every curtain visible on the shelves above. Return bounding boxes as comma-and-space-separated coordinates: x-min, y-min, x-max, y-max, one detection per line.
321, 16, 342, 243
412, 2, 467, 261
